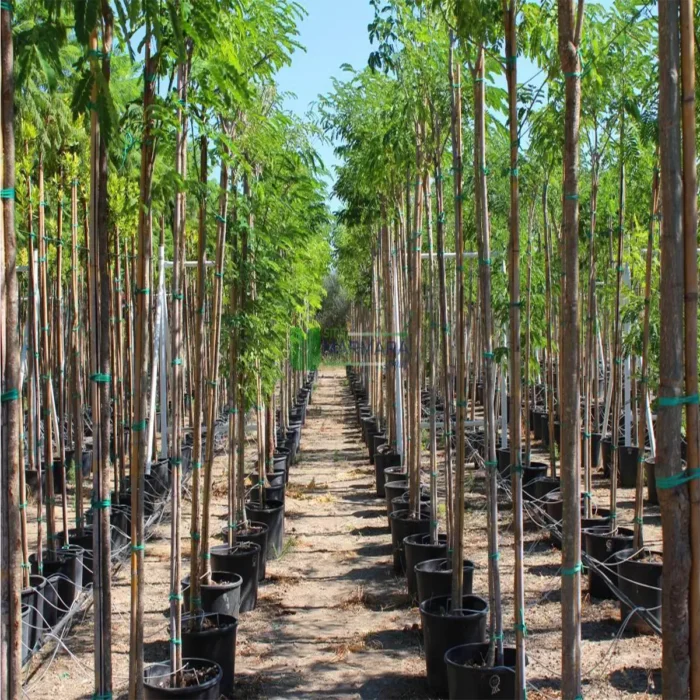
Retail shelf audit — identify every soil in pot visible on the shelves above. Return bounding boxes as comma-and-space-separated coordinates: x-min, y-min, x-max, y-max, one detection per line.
183, 572, 243, 618
182, 613, 238, 695
232, 522, 269, 581
415, 558, 475, 604
389, 510, 430, 574
245, 499, 284, 560
404, 533, 447, 600
210, 543, 260, 613
383, 464, 406, 487
445, 643, 519, 700
584, 526, 634, 599
374, 449, 401, 498
615, 548, 662, 633
420, 594, 489, 696
143, 658, 222, 699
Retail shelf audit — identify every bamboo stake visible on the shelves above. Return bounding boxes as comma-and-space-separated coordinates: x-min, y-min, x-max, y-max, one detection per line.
633, 162, 659, 551
433, 164, 453, 549
70, 179, 84, 536
609, 109, 626, 532
26, 156, 44, 572
54, 175, 69, 543
542, 181, 556, 475
584, 135, 600, 521
680, 1, 700, 691
188, 132, 208, 618
169, 52, 189, 677
408, 127, 424, 520
424, 176, 438, 545
504, 1, 525, 684
473, 44, 502, 663
37, 157, 57, 555
449, 36, 465, 607
129, 30, 154, 697
201, 160, 230, 581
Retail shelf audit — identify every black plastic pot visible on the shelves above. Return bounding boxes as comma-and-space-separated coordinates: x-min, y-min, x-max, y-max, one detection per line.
645, 458, 658, 505
445, 643, 518, 700
22, 604, 31, 665
42, 574, 61, 628
249, 483, 285, 505
524, 476, 560, 502
602, 437, 626, 478
539, 412, 550, 446
420, 594, 489, 696
614, 548, 662, 633
143, 658, 223, 699
404, 533, 447, 600
583, 432, 603, 470
533, 410, 545, 441
210, 543, 260, 613
183, 573, 243, 619
415, 558, 475, 605
233, 522, 269, 581
390, 494, 430, 524
245, 499, 284, 559
496, 448, 510, 478
584, 526, 634, 599
370, 432, 387, 465
384, 479, 410, 517
618, 446, 640, 488
389, 510, 430, 574
22, 575, 44, 652
56, 529, 94, 586
522, 461, 548, 485
182, 613, 238, 695
266, 470, 286, 490
383, 465, 407, 487
273, 449, 290, 474
374, 449, 401, 497
29, 549, 83, 620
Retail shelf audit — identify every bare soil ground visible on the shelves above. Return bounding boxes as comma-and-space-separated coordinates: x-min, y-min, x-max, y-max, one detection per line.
25, 366, 661, 699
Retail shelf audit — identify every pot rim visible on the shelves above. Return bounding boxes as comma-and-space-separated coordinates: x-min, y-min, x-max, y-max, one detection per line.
419, 593, 489, 620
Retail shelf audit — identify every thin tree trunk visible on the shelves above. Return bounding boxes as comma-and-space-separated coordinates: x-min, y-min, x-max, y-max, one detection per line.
680, 1, 700, 691
1, 1, 21, 689
129, 29, 155, 698
558, 2, 585, 696
657, 3, 690, 694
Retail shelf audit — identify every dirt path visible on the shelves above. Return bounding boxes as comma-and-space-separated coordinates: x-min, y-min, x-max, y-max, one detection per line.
235, 367, 428, 699
25, 366, 661, 699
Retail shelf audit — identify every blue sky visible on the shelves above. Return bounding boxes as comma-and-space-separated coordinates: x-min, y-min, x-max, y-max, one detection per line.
275, 0, 621, 205
276, 0, 375, 205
